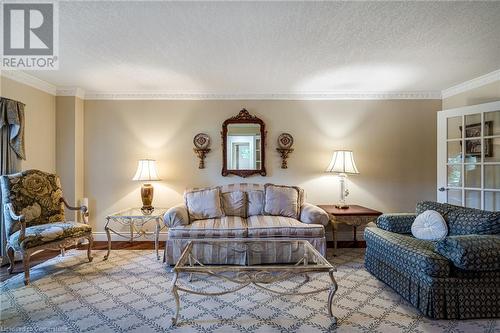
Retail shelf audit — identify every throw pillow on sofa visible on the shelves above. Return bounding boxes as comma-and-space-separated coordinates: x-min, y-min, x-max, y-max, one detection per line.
263, 184, 301, 219
184, 187, 223, 221
221, 191, 246, 217
247, 190, 264, 216
436, 235, 500, 271
411, 210, 448, 241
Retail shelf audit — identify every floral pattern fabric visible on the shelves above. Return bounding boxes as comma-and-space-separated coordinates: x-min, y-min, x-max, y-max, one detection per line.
1, 170, 65, 237
436, 234, 500, 271
8, 222, 92, 251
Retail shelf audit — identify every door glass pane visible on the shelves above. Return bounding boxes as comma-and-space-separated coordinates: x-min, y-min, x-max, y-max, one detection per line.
464, 139, 481, 162
465, 190, 481, 209
447, 116, 462, 139
447, 189, 462, 206
464, 114, 481, 138
447, 165, 461, 187
485, 165, 500, 189
464, 164, 481, 188
447, 141, 462, 163
484, 191, 500, 211
484, 137, 500, 162
484, 111, 500, 136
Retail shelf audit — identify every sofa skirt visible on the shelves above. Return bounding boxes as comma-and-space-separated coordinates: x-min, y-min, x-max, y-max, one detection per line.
365, 246, 500, 319
164, 237, 326, 266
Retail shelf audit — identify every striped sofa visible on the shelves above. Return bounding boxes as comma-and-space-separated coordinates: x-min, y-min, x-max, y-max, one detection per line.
162, 183, 329, 265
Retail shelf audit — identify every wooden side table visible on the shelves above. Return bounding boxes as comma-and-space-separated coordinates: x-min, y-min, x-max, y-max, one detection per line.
318, 205, 382, 251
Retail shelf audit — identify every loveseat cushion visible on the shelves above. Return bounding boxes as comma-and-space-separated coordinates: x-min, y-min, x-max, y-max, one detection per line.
246, 215, 324, 238
436, 235, 500, 271
184, 187, 223, 221
376, 213, 415, 234
221, 191, 246, 217
247, 190, 264, 216
263, 184, 301, 219
9, 222, 92, 251
364, 226, 450, 277
416, 201, 500, 235
168, 216, 247, 239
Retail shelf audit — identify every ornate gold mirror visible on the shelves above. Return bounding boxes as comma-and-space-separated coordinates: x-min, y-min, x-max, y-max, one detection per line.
222, 109, 266, 177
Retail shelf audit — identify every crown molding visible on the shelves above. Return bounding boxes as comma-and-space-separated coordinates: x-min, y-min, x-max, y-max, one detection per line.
0, 70, 57, 95
84, 90, 441, 100
442, 69, 500, 99
56, 87, 86, 99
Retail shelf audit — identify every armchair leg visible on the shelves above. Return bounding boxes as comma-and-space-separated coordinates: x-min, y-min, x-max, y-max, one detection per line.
22, 251, 31, 286
86, 234, 94, 262
6, 246, 15, 274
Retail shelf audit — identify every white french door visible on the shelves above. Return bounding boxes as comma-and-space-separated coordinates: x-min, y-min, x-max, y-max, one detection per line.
437, 101, 500, 211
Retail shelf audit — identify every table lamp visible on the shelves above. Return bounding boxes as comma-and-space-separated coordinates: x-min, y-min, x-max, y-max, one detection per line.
325, 150, 359, 209
132, 159, 161, 214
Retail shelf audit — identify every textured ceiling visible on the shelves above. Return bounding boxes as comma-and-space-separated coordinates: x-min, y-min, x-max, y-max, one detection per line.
24, 1, 500, 94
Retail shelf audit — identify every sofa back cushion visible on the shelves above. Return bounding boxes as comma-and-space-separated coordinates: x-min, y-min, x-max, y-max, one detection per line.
221, 191, 247, 217
416, 201, 500, 235
263, 184, 301, 219
184, 187, 223, 221
435, 235, 500, 271
247, 190, 265, 216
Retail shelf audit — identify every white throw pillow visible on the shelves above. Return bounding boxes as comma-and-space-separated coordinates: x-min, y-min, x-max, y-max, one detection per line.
184, 187, 223, 221
411, 210, 448, 241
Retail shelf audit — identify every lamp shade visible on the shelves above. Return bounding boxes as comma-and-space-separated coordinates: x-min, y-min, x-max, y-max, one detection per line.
325, 150, 359, 174
132, 159, 161, 181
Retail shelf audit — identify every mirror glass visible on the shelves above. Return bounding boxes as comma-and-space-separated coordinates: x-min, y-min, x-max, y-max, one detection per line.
226, 124, 262, 170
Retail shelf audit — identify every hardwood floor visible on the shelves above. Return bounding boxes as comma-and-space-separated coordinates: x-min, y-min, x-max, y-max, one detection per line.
1, 241, 365, 282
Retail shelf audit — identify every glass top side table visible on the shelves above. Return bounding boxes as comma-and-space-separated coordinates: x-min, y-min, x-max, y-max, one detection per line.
104, 207, 168, 260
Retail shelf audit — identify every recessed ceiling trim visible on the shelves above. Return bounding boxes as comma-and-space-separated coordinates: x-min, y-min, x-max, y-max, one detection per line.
442, 69, 500, 99
1, 70, 57, 95
83, 91, 442, 100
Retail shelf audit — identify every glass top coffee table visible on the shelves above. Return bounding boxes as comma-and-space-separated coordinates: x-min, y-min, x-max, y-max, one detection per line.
170, 239, 338, 326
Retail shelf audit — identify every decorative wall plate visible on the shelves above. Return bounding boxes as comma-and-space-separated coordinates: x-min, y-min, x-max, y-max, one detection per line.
193, 133, 210, 149
277, 133, 294, 149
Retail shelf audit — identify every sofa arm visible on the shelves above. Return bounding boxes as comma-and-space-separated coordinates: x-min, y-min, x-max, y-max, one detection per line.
300, 203, 329, 226
163, 204, 189, 228
376, 213, 415, 234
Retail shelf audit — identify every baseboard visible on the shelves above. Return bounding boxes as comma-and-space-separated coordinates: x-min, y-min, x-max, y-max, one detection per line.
327, 241, 366, 248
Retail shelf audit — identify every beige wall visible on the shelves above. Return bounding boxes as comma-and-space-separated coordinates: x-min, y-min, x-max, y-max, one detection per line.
56, 96, 85, 218
443, 81, 500, 109
1, 77, 56, 173
84, 99, 441, 238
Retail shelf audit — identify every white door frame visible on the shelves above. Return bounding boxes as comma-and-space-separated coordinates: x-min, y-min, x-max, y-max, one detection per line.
437, 100, 500, 206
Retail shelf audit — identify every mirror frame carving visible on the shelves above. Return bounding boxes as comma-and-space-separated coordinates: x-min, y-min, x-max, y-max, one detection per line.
221, 109, 266, 177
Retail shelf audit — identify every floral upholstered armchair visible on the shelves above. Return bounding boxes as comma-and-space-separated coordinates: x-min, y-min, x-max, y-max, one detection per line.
1, 170, 93, 285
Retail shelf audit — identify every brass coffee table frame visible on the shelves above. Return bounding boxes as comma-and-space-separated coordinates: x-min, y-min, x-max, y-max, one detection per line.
170, 239, 338, 326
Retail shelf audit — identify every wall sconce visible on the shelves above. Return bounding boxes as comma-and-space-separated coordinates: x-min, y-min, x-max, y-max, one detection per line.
193, 133, 211, 169
276, 133, 294, 169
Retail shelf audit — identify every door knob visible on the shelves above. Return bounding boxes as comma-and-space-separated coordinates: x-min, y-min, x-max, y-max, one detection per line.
438, 187, 446, 192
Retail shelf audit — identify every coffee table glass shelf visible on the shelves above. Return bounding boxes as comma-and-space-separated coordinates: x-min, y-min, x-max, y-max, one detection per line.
104, 207, 167, 260
170, 239, 338, 326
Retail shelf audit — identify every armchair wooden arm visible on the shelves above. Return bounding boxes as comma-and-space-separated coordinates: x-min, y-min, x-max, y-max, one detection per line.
5, 203, 27, 240
60, 197, 89, 223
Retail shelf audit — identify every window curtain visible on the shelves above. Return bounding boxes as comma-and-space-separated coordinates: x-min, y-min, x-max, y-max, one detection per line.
0, 97, 26, 265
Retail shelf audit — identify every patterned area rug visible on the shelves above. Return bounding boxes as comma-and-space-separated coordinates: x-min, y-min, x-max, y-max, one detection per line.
1, 249, 498, 333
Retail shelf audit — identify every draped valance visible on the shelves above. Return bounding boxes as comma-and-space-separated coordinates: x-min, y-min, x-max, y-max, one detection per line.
0, 97, 26, 160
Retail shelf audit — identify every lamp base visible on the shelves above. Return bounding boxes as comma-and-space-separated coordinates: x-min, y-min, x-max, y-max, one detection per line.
141, 183, 154, 215
335, 203, 349, 209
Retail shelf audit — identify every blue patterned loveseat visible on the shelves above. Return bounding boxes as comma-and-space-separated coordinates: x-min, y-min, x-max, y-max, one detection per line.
364, 201, 500, 319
